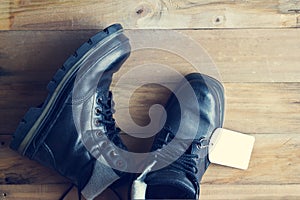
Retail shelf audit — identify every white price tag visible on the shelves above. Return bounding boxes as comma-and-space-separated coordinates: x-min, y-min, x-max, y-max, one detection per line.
208, 128, 255, 170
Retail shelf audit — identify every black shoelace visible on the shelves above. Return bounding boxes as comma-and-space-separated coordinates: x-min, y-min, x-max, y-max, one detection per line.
95, 91, 125, 149
155, 127, 206, 183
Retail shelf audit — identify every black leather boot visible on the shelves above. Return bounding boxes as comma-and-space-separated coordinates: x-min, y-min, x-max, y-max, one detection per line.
10, 24, 130, 199
144, 73, 225, 199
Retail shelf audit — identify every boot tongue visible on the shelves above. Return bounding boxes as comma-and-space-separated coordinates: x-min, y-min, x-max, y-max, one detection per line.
145, 169, 196, 199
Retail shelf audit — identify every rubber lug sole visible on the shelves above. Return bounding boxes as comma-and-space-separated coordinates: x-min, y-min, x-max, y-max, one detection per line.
10, 24, 123, 154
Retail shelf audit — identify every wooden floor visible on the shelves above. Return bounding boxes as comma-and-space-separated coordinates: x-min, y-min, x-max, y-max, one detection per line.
0, 0, 300, 199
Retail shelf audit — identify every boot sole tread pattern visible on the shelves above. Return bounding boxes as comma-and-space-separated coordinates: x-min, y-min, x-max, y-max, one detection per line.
10, 24, 123, 154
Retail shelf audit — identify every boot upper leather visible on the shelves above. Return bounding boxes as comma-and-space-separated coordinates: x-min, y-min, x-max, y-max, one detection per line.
145, 73, 225, 199
25, 27, 131, 190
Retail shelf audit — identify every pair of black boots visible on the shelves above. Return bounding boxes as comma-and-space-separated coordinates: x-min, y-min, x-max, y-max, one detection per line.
10, 24, 225, 200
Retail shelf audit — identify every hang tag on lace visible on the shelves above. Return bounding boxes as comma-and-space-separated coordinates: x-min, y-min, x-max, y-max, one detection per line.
208, 128, 255, 170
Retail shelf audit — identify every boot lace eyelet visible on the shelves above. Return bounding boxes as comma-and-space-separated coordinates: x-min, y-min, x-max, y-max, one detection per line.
196, 138, 209, 150
94, 119, 101, 127
96, 131, 103, 137
110, 150, 119, 157
95, 107, 102, 115
116, 160, 124, 167
100, 141, 108, 149
96, 97, 103, 105
196, 143, 202, 150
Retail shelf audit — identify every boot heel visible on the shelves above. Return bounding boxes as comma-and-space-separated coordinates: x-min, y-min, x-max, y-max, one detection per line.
10, 107, 42, 154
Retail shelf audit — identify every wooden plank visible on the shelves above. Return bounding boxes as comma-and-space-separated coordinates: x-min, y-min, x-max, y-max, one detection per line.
0, 0, 300, 30
202, 133, 300, 184
200, 184, 300, 200
1, 184, 300, 200
0, 135, 68, 185
0, 1, 10, 30
0, 29, 299, 84
0, 184, 76, 200
1, 82, 299, 135
223, 83, 300, 134
0, 184, 127, 200
1, 134, 299, 198
1, 134, 300, 185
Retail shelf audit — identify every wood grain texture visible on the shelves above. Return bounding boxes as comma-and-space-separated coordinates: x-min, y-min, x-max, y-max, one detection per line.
1, 29, 299, 84
1, 134, 300, 185
113, 82, 300, 135
1, 133, 300, 199
0, 184, 127, 200
0, 136, 67, 185
0, 0, 300, 30
202, 134, 300, 185
1, 81, 300, 135
1, 184, 300, 200
0, 184, 76, 200
200, 184, 300, 200
0, 0, 10, 30
0, 2, 299, 198
2, 29, 298, 135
